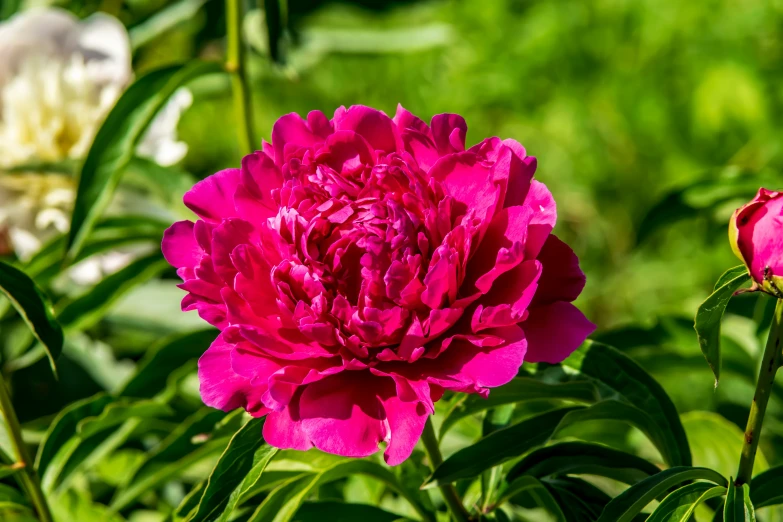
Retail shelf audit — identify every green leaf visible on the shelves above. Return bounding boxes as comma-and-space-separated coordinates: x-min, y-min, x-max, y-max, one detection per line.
110, 409, 230, 511
35, 394, 113, 476
186, 417, 277, 522
248, 459, 432, 522
65, 61, 222, 262
0, 463, 23, 480
506, 441, 660, 486
695, 266, 752, 386
683, 411, 769, 480
129, 0, 210, 51
119, 329, 216, 399
543, 477, 613, 522
76, 400, 173, 439
596, 467, 728, 522
423, 406, 582, 488
0, 261, 63, 375
25, 215, 168, 285
750, 466, 783, 508
725, 482, 756, 522
41, 400, 172, 493
56, 252, 170, 331
563, 341, 691, 467
439, 377, 598, 437
555, 400, 677, 468
647, 482, 726, 522
499, 477, 566, 522
293, 501, 411, 522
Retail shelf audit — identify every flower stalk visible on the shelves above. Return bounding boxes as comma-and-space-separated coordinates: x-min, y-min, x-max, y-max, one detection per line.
225, 0, 256, 155
421, 418, 473, 522
0, 373, 52, 522
736, 298, 783, 486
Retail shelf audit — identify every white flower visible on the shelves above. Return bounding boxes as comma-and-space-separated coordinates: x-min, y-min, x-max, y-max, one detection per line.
0, 8, 192, 264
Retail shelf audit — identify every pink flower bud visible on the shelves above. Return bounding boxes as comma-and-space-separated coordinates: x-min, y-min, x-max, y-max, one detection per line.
730, 188, 783, 297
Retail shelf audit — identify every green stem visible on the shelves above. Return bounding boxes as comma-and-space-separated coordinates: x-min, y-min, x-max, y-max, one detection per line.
0, 373, 52, 522
225, 0, 256, 155
736, 298, 783, 486
421, 418, 473, 522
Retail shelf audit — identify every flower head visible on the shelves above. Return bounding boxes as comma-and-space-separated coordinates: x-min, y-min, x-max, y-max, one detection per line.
163, 105, 595, 464
730, 188, 783, 297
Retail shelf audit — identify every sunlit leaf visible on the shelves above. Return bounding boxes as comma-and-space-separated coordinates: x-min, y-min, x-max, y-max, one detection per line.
506, 441, 660, 486
563, 341, 691, 467
0, 261, 63, 375
185, 417, 277, 522
439, 377, 598, 438
424, 407, 582, 487
646, 482, 726, 522
65, 61, 222, 262
724, 482, 756, 522
695, 266, 752, 386
596, 467, 728, 522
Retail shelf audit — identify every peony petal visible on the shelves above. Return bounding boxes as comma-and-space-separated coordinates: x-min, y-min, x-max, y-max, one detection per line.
162, 220, 201, 268
471, 260, 541, 331
522, 302, 595, 364
263, 391, 313, 451
271, 113, 323, 164
379, 388, 429, 466
431, 113, 467, 155
523, 180, 557, 258
533, 234, 586, 306
429, 151, 501, 228
198, 333, 268, 416
333, 105, 398, 153
299, 372, 387, 458
183, 168, 241, 222
393, 104, 431, 136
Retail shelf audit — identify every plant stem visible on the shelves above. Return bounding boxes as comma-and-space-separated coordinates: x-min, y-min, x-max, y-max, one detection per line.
0, 373, 52, 522
225, 0, 256, 156
736, 298, 783, 485
421, 418, 473, 522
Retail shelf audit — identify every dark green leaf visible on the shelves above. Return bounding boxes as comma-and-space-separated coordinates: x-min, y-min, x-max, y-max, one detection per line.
647, 482, 726, 522
750, 466, 783, 508
0, 261, 63, 375
56, 252, 170, 331
76, 400, 173, 438
110, 409, 229, 511
564, 341, 692, 467
724, 482, 755, 522
440, 377, 598, 437
293, 501, 410, 522
65, 61, 222, 262
543, 477, 613, 522
248, 459, 432, 522
500, 477, 566, 522
35, 394, 113, 475
186, 417, 277, 522
555, 400, 675, 467
596, 467, 728, 522
423, 406, 582, 487
695, 266, 752, 386
506, 441, 660, 485
119, 329, 216, 399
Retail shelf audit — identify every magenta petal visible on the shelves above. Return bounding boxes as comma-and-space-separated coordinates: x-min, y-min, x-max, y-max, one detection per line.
162, 221, 201, 268
523, 180, 557, 258
422, 325, 527, 394
393, 104, 431, 136
271, 113, 323, 164
523, 302, 595, 364
736, 192, 783, 283
299, 372, 386, 458
198, 334, 268, 416
379, 390, 428, 466
472, 260, 541, 331
533, 234, 586, 305
429, 151, 501, 227
431, 113, 467, 155
183, 169, 241, 222
333, 105, 398, 153
263, 391, 313, 451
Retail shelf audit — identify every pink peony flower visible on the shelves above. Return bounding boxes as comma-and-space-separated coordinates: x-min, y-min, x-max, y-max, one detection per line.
730, 188, 783, 297
162, 105, 595, 465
